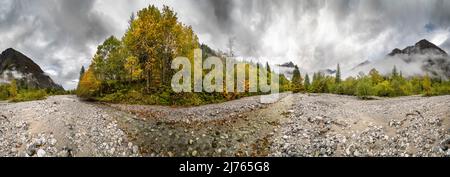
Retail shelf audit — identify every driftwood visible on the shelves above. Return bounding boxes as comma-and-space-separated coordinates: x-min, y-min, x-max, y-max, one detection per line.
0, 115, 9, 122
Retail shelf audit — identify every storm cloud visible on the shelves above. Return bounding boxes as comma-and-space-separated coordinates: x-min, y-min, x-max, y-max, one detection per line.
1, 0, 450, 89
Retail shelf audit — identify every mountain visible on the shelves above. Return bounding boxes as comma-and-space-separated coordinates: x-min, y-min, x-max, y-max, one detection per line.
277, 61, 296, 68
388, 39, 447, 57
320, 68, 336, 75
351, 60, 371, 71
0, 48, 63, 90
351, 39, 450, 79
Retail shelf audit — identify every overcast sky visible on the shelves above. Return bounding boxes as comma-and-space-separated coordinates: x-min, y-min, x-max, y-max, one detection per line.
1, 0, 450, 89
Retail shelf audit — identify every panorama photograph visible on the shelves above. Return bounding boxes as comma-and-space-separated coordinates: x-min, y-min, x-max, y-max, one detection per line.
0, 0, 449, 158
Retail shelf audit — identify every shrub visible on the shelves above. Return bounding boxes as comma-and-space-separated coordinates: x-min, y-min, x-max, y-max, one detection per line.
0, 84, 10, 100
374, 81, 393, 97
10, 90, 47, 102
356, 76, 373, 99
426, 83, 450, 96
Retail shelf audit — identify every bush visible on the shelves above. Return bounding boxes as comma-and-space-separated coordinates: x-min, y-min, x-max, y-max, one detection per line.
374, 81, 393, 97
356, 76, 373, 99
0, 84, 10, 100
426, 83, 450, 96
341, 77, 357, 95
10, 90, 47, 102
390, 78, 409, 97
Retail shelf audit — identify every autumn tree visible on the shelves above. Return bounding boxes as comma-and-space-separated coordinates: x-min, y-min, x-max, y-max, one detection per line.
77, 66, 86, 90
9, 79, 17, 98
77, 68, 101, 98
124, 56, 143, 82
356, 75, 372, 99
423, 74, 432, 96
124, 5, 199, 92
369, 68, 383, 85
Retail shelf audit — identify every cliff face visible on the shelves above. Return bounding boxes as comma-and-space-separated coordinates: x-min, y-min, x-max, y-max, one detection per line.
0, 48, 63, 90
388, 39, 447, 57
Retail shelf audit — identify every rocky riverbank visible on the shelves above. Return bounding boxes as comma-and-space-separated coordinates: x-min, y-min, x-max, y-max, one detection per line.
0, 94, 448, 157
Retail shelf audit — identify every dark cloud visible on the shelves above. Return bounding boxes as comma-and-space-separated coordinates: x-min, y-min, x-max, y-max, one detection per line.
0, 0, 112, 89
170, 0, 450, 73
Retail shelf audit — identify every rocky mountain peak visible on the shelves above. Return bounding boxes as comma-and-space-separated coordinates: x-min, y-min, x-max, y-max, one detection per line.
0, 48, 63, 90
388, 39, 447, 56
278, 61, 296, 68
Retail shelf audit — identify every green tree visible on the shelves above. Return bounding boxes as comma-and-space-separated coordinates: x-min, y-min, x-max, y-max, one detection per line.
291, 65, 304, 93
356, 76, 372, 99
79, 66, 85, 80
391, 65, 399, 79
304, 73, 310, 91
311, 72, 327, 93
369, 68, 383, 85
92, 36, 123, 81
335, 63, 341, 84
390, 75, 411, 97
77, 66, 86, 90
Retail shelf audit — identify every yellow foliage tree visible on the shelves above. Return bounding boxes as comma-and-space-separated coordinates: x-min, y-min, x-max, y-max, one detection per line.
125, 56, 143, 82
77, 68, 101, 98
123, 5, 199, 92
423, 74, 432, 96
9, 79, 18, 98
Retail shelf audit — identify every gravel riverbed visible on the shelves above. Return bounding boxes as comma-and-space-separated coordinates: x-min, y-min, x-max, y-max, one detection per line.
0, 94, 448, 157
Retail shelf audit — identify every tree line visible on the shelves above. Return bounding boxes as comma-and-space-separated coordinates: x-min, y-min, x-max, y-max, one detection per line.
0, 79, 68, 102
290, 64, 450, 98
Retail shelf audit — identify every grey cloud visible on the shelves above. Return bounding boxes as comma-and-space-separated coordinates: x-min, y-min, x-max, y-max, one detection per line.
171, 0, 450, 73
0, 0, 112, 89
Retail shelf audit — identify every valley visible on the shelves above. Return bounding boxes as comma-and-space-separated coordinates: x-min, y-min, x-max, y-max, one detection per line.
0, 93, 448, 157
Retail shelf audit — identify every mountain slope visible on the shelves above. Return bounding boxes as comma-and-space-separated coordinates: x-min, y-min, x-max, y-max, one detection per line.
388, 39, 447, 57
351, 39, 450, 79
0, 48, 63, 90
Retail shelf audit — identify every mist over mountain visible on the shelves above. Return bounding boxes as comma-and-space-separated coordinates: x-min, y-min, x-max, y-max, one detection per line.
350, 39, 450, 80
0, 48, 63, 90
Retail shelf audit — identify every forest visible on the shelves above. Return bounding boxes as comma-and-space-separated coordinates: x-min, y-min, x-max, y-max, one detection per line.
73, 5, 449, 105
76, 5, 288, 105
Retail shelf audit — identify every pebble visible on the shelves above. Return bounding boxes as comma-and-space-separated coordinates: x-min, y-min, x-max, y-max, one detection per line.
269, 94, 449, 157
36, 149, 46, 157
